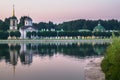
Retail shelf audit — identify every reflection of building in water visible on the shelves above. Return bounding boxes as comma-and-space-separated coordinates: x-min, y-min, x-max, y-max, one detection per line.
20, 44, 33, 65
9, 44, 19, 76
9, 44, 19, 65
20, 44, 27, 53
20, 52, 32, 65
9, 46, 18, 65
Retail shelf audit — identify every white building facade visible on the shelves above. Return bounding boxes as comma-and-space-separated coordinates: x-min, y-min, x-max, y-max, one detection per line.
19, 17, 38, 39
10, 17, 18, 30
9, 5, 18, 31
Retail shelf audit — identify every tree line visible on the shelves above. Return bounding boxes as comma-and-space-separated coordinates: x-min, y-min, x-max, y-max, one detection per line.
0, 17, 120, 31
0, 16, 120, 39
58, 19, 120, 31
26, 31, 120, 39
0, 31, 21, 39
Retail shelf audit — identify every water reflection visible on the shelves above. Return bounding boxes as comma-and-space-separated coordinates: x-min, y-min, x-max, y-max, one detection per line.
0, 43, 109, 80
0, 43, 109, 66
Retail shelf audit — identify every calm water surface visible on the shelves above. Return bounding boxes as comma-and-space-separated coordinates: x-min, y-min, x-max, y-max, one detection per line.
0, 43, 109, 80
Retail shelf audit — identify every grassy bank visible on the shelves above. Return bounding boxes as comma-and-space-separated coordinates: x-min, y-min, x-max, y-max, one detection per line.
101, 37, 120, 80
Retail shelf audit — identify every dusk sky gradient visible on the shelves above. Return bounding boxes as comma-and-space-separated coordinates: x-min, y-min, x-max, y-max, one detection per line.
0, 0, 120, 23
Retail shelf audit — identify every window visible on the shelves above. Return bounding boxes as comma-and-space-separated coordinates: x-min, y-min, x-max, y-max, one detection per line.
13, 20, 15, 26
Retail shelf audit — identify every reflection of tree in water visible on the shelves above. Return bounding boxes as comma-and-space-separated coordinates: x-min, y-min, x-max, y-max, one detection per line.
0, 44, 10, 62
38, 44, 57, 57
27, 44, 57, 57
93, 44, 109, 55
58, 44, 96, 58
26, 43, 109, 58
0, 43, 109, 66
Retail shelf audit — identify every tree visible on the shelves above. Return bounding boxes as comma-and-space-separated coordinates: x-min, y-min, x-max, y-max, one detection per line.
57, 19, 120, 31
26, 32, 32, 38
10, 31, 15, 37
0, 18, 10, 31
37, 32, 42, 38
104, 32, 112, 38
93, 32, 107, 38
0, 31, 9, 39
14, 31, 21, 38
4, 18, 10, 30
32, 31, 37, 37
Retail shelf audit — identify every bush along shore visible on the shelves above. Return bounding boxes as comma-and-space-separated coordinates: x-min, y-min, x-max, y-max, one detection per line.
101, 35, 120, 80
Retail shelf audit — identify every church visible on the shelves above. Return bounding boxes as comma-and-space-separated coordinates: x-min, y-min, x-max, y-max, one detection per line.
19, 17, 38, 39
9, 5, 38, 39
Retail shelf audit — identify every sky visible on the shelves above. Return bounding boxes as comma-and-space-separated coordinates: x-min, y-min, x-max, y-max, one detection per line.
0, 0, 120, 23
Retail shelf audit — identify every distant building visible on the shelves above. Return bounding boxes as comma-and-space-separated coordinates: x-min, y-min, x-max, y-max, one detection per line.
9, 5, 18, 31
78, 23, 91, 32
93, 22, 105, 32
19, 17, 38, 39
8, 5, 38, 39
8, 5, 19, 39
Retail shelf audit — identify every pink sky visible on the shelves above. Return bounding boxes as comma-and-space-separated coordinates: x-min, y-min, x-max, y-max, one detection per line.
0, 0, 120, 23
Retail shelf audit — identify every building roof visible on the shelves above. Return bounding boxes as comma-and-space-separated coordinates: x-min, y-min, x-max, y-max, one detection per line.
78, 22, 91, 32
21, 26, 38, 30
93, 23, 105, 32
78, 29, 91, 32
24, 17, 32, 21
10, 16, 17, 20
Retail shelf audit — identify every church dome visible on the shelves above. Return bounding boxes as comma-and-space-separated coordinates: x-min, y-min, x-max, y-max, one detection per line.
93, 22, 105, 32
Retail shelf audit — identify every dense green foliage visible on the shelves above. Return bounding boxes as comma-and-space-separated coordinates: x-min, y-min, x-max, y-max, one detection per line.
37, 31, 57, 37
0, 31, 9, 39
0, 19, 9, 31
58, 19, 120, 31
32, 31, 37, 37
1, 18, 120, 31
0, 18, 120, 39
26, 32, 32, 38
26, 31, 119, 38
101, 36, 120, 80
33, 21, 57, 30
14, 31, 21, 38
9, 31, 21, 38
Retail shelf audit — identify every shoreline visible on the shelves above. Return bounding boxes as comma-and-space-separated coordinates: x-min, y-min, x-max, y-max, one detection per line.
0, 39, 112, 44
85, 57, 105, 80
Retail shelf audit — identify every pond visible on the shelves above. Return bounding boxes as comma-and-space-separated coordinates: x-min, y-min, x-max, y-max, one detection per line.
0, 43, 109, 80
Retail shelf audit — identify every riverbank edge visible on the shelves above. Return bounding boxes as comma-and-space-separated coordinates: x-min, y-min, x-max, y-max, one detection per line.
0, 39, 112, 43
85, 57, 105, 80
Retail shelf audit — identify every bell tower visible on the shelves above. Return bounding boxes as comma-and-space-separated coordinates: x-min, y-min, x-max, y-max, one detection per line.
10, 5, 18, 30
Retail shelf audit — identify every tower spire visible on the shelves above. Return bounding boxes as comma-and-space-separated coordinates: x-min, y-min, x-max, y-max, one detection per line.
13, 4, 15, 16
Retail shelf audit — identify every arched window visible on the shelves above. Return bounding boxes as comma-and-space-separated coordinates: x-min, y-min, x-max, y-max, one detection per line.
13, 20, 15, 26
